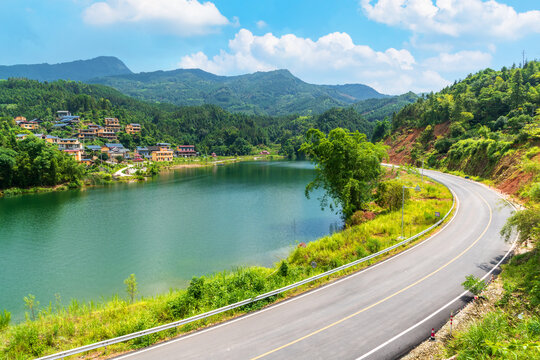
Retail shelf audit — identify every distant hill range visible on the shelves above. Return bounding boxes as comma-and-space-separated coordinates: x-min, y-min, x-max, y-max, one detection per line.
0, 56, 416, 117
0, 56, 132, 82
89, 67, 392, 116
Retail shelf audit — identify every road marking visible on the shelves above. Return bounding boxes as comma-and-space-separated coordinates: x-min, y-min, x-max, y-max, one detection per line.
250, 191, 491, 360
355, 185, 519, 360
115, 173, 461, 360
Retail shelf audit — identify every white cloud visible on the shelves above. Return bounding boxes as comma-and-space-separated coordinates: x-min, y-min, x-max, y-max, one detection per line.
256, 20, 267, 29
83, 0, 229, 36
179, 29, 450, 94
361, 0, 540, 40
423, 50, 492, 72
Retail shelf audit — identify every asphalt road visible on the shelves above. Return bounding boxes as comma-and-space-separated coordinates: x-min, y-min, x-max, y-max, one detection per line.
115, 169, 515, 360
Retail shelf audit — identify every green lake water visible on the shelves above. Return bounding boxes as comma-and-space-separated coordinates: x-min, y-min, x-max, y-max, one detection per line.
0, 161, 341, 320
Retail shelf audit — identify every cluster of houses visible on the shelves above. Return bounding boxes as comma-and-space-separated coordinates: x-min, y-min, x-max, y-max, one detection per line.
15, 112, 142, 142
14, 113, 197, 165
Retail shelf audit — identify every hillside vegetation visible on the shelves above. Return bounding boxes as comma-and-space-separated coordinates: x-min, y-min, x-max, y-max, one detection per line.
0, 169, 452, 359
0, 78, 383, 159
0, 57, 132, 82
90, 68, 402, 116
386, 61, 540, 200
385, 61, 540, 359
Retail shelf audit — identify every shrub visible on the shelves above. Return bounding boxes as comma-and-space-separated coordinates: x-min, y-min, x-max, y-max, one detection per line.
529, 183, 540, 202
434, 138, 453, 153
375, 180, 409, 211
187, 277, 205, 300
366, 238, 381, 253
278, 261, 289, 277
462, 275, 486, 296
0, 309, 10, 330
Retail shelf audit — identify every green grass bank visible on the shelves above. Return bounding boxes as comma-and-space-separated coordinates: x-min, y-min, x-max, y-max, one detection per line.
0, 168, 452, 359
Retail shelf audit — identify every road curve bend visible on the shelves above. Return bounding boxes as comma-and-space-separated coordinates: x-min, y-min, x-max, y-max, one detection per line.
115, 169, 515, 360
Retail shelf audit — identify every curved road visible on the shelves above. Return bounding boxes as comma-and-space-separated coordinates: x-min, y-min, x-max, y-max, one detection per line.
115, 169, 515, 360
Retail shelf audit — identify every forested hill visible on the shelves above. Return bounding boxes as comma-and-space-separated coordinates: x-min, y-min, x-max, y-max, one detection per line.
89, 68, 390, 116
385, 61, 540, 200
0, 78, 375, 157
0, 56, 132, 82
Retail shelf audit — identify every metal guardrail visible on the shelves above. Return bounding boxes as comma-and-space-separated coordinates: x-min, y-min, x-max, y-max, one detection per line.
37, 169, 454, 360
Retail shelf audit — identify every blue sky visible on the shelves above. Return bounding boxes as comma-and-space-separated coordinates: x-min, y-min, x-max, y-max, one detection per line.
0, 0, 539, 94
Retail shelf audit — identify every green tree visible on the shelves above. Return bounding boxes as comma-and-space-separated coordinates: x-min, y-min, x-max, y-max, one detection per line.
501, 208, 540, 245
510, 69, 525, 108
23, 294, 39, 321
124, 274, 138, 303
300, 128, 387, 219
0, 147, 17, 188
371, 120, 390, 143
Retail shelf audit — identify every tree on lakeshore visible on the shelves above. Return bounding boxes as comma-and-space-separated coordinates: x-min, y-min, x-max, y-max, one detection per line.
23, 294, 39, 321
124, 274, 138, 303
300, 128, 387, 219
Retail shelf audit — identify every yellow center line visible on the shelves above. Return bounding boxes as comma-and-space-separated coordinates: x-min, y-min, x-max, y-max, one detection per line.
251, 192, 492, 360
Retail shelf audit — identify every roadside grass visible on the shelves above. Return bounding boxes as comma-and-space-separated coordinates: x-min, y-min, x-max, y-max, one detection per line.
0, 170, 452, 359
444, 250, 540, 359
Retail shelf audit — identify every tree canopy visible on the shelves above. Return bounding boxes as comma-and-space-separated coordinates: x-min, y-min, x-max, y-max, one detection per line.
300, 128, 387, 219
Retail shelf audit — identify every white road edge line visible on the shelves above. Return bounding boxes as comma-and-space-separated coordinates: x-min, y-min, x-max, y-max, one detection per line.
355, 183, 519, 360
115, 173, 461, 359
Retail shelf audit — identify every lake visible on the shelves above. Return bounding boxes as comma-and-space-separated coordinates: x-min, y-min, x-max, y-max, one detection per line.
0, 161, 341, 320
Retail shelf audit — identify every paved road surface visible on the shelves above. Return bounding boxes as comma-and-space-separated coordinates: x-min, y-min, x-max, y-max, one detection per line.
115, 169, 514, 360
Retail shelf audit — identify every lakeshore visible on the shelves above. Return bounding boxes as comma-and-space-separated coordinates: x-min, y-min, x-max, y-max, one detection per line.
0, 165, 452, 359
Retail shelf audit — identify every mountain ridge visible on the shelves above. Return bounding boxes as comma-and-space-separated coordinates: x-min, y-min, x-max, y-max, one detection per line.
0, 56, 132, 82
89, 66, 389, 116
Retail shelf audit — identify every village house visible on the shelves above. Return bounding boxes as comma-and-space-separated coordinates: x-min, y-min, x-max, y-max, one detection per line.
78, 127, 98, 141
58, 115, 81, 125
16, 134, 29, 140
125, 123, 141, 135
136, 146, 151, 159
14, 116, 26, 123
57, 138, 83, 151
56, 110, 71, 119
176, 145, 197, 157
151, 144, 174, 162
97, 128, 118, 141
63, 149, 83, 162
44, 135, 60, 144
104, 118, 121, 133
19, 121, 40, 131
85, 145, 103, 153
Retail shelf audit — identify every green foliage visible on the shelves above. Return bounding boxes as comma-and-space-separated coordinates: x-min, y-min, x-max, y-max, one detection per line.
462, 275, 487, 296
501, 208, 540, 245
124, 274, 138, 304
371, 120, 390, 143
446, 249, 540, 360
0, 120, 84, 190
23, 294, 39, 321
0, 170, 452, 359
300, 128, 387, 218
353, 92, 418, 123
375, 179, 409, 211
0, 310, 10, 330
187, 277, 204, 300
90, 68, 395, 116
393, 61, 539, 133
279, 261, 289, 277
0, 56, 132, 82
529, 183, 540, 202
